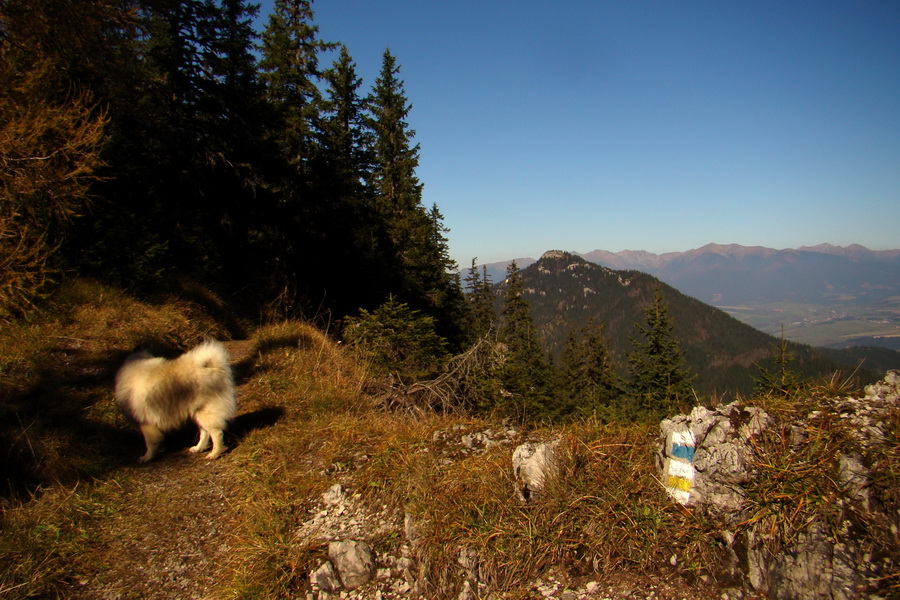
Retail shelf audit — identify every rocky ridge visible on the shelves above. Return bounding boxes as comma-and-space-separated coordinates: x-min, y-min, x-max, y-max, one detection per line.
659, 371, 900, 599
296, 372, 899, 599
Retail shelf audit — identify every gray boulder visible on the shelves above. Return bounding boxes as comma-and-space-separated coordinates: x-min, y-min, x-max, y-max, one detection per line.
512, 439, 561, 503
328, 540, 375, 591
659, 402, 768, 513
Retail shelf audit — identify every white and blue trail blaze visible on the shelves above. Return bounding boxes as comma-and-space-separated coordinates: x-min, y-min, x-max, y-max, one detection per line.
664, 429, 696, 504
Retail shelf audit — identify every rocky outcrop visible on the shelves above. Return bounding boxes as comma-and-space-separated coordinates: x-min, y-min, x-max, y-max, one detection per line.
512, 439, 561, 503
294, 373, 898, 600
302, 427, 524, 600
659, 371, 900, 600
328, 540, 375, 590
659, 402, 768, 512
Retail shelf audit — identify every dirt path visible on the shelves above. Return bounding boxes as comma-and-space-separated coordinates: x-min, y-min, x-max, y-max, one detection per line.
68, 458, 236, 599
64, 341, 255, 599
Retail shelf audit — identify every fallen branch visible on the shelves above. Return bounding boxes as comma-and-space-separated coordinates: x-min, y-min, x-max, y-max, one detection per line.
365, 335, 503, 414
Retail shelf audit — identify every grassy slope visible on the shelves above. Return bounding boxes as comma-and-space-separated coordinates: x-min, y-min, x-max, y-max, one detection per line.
1, 280, 895, 599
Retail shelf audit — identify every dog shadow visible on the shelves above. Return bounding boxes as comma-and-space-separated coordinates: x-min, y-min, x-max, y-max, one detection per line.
230, 354, 257, 387
134, 406, 285, 457
254, 333, 316, 354
228, 406, 285, 443
229, 331, 317, 384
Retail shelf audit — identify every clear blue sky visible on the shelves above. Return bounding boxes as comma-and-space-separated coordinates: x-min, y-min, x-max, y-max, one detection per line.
255, 1, 900, 265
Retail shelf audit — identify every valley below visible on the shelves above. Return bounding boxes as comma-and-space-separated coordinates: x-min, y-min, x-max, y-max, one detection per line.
715, 301, 900, 349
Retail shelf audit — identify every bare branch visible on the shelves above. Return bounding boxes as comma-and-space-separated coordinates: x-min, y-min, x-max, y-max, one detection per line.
366, 335, 504, 415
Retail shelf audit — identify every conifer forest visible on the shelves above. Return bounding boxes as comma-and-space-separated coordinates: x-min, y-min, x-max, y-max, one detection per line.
1, 0, 464, 335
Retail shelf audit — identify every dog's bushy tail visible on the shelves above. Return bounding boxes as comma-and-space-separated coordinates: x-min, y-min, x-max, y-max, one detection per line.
185, 339, 232, 378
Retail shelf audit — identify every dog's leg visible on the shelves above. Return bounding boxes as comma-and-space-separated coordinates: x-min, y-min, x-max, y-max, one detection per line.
206, 429, 226, 459
139, 424, 164, 463
194, 410, 229, 459
189, 428, 211, 454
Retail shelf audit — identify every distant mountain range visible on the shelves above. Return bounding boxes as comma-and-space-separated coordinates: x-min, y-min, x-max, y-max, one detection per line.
480, 243, 900, 350
495, 251, 898, 397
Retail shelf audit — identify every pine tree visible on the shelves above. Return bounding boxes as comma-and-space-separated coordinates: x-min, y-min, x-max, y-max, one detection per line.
0, 0, 140, 103
66, 0, 267, 289
199, 0, 267, 152
193, 0, 275, 292
421, 204, 468, 345
627, 284, 695, 418
366, 50, 466, 345
464, 258, 496, 340
315, 45, 383, 313
257, 0, 336, 311
367, 49, 422, 224
498, 262, 555, 421
259, 0, 332, 173
561, 319, 622, 415
41, 0, 193, 287
478, 264, 495, 330
344, 296, 449, 377
753, 326, 802, 397
365, 49, 421, 297
320, 45, 373, 202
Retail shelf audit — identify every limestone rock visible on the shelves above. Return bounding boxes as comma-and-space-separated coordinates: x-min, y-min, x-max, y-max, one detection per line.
328, 540, 375, 590
864, 369, 900, 401
322, 483, 345, 506
659, 371, 900, 600
838, 452, 871, 510
659, 402, 768, 512
512, 439, 561, 503
766, 522, 861, 600
310, 561, 340, 593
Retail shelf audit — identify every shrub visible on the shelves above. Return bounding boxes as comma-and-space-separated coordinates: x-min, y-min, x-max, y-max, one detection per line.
343, 296, 449, 378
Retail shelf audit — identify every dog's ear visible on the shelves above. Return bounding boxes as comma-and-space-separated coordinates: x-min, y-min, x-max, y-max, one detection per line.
125, 345, 153, 360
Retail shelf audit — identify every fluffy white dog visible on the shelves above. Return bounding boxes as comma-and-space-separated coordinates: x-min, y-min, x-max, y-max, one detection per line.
115, 339, 237, 462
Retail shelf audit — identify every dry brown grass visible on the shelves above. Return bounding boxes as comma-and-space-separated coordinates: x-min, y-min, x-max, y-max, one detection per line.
0, 275, 725, 598
362, 419, 727, 598
224, 394, 728, 599
209, 319, 380, 597
14, 279, 888, 599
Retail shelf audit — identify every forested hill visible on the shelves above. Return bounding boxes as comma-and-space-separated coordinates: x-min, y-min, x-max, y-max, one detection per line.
497, 251, 884, 397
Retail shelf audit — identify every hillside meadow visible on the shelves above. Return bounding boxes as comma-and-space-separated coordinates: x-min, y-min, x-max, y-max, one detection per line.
0, 280, 896, 599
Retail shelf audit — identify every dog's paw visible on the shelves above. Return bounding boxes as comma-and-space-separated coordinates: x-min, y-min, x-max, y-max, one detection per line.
188, 445, 203, 454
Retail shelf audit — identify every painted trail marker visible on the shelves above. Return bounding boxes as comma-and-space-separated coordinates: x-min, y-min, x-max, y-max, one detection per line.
664, 429, 696, 504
